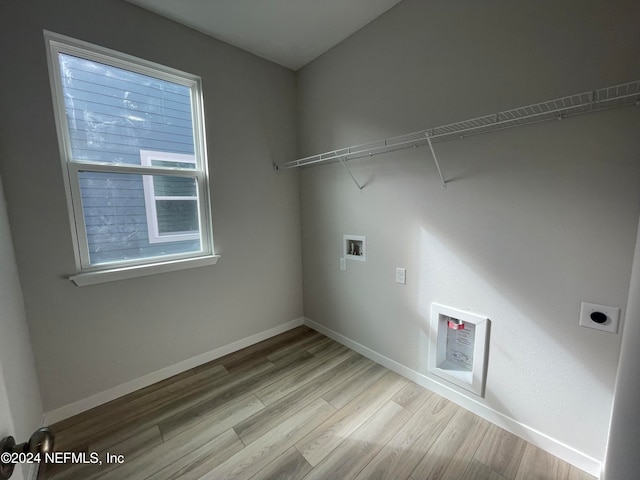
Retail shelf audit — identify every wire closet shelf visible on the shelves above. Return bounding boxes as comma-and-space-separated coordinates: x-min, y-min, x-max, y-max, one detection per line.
275, 80, 640, 175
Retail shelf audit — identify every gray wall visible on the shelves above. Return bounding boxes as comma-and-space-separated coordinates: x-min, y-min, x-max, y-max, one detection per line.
0, 0, 302, 412
602, 217, 640, 478
0, 173, 43, 480
0, 370, 20, 480
298, 0, 640, 462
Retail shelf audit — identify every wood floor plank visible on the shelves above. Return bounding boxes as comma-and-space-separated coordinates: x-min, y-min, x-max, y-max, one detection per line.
51, 364, 228, 450
140, 429, 245, 480
307, 338, 346, 358
409, 407, 491, 480
300, 400, 412, 480
192, 326, 314, 374
296, 370, 409, 467
50, 369, 198, 433
47, 426, 164, 480
255, 347, 357, 405
321, 361, 388, 409
248, 446, 312, 480
156, 351, 317, 439
88, 425, 163, 456
53, 361, 271, 452
86, 393, 263, 480
474, 424, 527, 479
51, 364, 230, 451
514, 444, 571, 480
234, 353, 374, 445
70, 365, 226, 426
391, 381, 434, 413
352, 393, 459, 480
461, 458, 510, 480
159, 393, 265, 441
266, 331, 324, 364
197, 398, 336, 480
95, 428, 243, 480
193, 325, 312, 373
567, 465, 596, 480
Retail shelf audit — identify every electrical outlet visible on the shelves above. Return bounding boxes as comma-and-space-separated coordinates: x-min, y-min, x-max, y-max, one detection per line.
396, 267, 406, 285
579, 302, 620, 333
340, 258, 346, 271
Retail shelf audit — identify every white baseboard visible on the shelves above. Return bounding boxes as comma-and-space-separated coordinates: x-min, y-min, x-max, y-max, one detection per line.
43, 317, 304, 425
303, 317, 602, 478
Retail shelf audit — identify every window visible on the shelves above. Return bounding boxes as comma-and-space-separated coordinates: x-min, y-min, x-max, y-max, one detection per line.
45, 32, 217, 285
140, 150, 199, 244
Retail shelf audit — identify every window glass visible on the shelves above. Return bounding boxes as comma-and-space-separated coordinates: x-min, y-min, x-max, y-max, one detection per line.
156, 200, 199, 234
78, 171, 201, 265
58, 53, 196, 167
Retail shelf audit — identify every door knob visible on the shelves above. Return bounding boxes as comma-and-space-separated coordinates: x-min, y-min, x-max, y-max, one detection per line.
0, 427, 54, 479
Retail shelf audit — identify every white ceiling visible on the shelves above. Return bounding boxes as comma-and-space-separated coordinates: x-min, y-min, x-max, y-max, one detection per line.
125, 0, 403, 71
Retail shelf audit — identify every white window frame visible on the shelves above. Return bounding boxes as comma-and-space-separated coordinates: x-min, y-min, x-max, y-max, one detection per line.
44, 31, 218, 285
140, 150, 200, 244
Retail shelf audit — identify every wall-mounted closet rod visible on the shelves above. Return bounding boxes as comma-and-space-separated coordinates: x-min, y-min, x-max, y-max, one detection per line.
275, 80, 640, 183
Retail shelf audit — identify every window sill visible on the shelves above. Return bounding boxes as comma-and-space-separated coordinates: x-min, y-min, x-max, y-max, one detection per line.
69, 254, 221, 286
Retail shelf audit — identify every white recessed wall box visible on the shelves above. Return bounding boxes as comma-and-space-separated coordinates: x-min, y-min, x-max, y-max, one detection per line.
344, 234, 366, 261
579, 301, 621, 334
429, 303, 490, 397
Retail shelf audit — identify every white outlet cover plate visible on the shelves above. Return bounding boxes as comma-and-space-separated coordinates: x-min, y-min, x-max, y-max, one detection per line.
579, 301, 620, 333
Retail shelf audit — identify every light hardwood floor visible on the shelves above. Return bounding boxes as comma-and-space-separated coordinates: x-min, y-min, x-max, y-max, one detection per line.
42, 327, 596, 480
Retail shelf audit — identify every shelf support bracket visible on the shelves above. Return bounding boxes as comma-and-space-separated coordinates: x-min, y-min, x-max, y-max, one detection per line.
426, 133, 447, 188
338, 157, 364, 191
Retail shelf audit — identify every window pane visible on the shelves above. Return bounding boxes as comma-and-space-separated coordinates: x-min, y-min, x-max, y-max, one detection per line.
78, 171, 201, 265
58, 53, 196, 166
153, 176, 197, 197
156, 200, 199, 234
